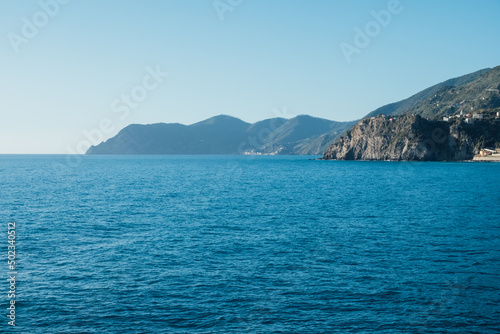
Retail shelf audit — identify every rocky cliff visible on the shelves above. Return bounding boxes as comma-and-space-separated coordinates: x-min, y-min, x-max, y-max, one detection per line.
322, 114, 500, 161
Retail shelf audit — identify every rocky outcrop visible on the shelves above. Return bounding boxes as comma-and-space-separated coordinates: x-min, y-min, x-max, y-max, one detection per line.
322, 114, 500, 161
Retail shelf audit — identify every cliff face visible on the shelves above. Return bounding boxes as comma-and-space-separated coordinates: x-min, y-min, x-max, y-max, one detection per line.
322, 114, 500, 161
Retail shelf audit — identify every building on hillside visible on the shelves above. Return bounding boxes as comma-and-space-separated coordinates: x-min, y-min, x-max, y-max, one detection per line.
479, 148, 500, 157
479, 149, 491, 157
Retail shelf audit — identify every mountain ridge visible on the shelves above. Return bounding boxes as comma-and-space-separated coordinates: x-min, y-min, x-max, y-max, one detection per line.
87, 66, 500, 157
86, 114, 355, 155
323, 66, 500, 161
364, 68, 491, 118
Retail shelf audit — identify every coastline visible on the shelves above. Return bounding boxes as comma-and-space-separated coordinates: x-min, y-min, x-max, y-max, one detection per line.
319, 157, 500, 162
472, 155, 500, 162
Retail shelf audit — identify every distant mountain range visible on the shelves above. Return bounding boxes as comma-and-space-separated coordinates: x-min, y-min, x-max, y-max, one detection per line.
87, 66, 500, 156
86, 115, 356, 155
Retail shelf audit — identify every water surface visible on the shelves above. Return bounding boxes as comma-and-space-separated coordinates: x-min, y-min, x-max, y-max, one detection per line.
1, 155, 499, 333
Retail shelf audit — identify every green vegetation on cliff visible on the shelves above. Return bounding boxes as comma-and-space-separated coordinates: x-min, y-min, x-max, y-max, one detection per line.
324, 66, 500, 161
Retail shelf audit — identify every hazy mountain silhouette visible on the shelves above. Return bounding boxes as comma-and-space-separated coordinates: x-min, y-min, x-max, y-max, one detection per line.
86, 115, 354, 155
87, 67, 499, 156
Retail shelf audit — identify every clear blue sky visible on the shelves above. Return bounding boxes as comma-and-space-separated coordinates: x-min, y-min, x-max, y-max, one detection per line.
1, 0, 499, 154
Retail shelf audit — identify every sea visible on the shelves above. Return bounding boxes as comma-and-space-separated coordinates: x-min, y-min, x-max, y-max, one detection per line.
1, 155, 499, 333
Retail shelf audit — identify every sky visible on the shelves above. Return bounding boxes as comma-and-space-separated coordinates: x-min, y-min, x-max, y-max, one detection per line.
0, 0, 499, 154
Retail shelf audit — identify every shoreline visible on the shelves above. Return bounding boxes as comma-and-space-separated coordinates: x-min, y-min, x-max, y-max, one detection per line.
319, 157, 500, 162
472, 156, 500, 162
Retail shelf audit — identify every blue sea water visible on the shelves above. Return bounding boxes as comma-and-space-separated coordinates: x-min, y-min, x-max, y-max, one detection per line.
1, 155, 499, 333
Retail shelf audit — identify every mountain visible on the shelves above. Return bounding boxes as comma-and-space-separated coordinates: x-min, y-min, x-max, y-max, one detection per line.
87, 67, 499, 157
86, 115, 354, 155
403, 66, 500, 118
323, 66, 500, 161
251, 115, 356, 155
364, 68, 491, 119
322, 113, 500, 161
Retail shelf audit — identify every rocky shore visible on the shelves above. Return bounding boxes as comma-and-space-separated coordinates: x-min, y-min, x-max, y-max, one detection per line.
322, 114, 500, 161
